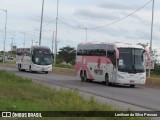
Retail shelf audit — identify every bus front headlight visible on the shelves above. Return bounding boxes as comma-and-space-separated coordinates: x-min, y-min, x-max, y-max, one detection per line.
140, 76, 145, 80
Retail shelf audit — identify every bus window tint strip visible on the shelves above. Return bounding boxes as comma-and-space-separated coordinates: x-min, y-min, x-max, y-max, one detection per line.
77, 44, 107, 56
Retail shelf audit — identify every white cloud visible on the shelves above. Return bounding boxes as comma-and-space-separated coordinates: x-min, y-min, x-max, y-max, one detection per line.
0, 0, 160, 52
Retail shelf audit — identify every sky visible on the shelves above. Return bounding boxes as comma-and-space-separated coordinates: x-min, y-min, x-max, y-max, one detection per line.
0, 0, 160, 55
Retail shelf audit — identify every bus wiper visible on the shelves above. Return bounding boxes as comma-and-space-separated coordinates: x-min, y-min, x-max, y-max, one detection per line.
131, 65, 136, 74
134, 68, 137, 74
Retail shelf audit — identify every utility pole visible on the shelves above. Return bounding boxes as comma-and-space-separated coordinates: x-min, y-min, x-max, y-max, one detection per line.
85, 28, 87, 42
39, 0, 44, 46
52, 31, 55, 53
149, 0, 154, 78
19, 32, 25, 47
54, 0, 59, 68
51, 31, 55, 72
0, 9, 7, 63
32, 40, 33, 46
11, 37, 13, 55
23, 33, 25, 47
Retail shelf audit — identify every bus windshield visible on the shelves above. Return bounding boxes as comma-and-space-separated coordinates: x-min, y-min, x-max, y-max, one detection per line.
32, 50, 52, 65
118, 48, 145, 73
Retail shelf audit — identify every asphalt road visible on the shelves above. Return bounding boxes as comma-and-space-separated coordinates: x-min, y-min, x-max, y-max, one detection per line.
1, 66, 160, 111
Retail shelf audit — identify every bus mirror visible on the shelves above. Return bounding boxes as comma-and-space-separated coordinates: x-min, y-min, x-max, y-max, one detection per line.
119, 59, 124, 66
51, 53, 54, 59
114, 47, 119, 59
141, 55, 144, 62
145, 50, 150, 60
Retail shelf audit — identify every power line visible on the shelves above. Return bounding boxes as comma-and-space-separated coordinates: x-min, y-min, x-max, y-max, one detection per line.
90, 0, 152, 29
21, 18, 56, 34
57, 0, 152, 30
43, 18, 56, 27
58, 19, 78, 29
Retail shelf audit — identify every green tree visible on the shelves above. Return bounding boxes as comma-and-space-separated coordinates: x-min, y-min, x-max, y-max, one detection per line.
153, 63, 159, 75
137, 42, 160, 74
0, 51, 4, 54
137, 43, 149, 49
58, 46, 76, 66
151, 49, 158, 62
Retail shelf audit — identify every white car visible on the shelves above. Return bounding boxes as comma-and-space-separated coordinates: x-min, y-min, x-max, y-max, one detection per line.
7, 56, 14, 60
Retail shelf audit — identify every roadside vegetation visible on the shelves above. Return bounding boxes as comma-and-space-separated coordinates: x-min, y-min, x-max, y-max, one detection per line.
55, 64, 74, 69
0, 61, 16, 64
0, 70, 149, 120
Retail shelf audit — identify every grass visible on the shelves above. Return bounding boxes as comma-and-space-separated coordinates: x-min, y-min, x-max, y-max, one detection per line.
150, 74, 160, 78
55, 63, 74, 69
0, 70, 150, 120
146, 77, 160, 87
53, 67, 74, 76
0, 61, 15, 64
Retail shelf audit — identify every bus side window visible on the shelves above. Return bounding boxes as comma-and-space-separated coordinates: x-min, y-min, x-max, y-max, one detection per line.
99, 49, 106, 56
77, 49, 82, 55
91, 49, 95, 56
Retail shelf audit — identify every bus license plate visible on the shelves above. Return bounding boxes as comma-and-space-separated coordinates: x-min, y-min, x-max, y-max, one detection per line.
130, 80, 134, 83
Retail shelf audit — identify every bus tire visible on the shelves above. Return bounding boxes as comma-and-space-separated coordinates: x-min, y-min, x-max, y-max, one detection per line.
80, 70, 84, 82
29, 66, 32, 73
105, 74, 110, 86
18, 64, 22, 71
84, 71, 88, 82
130, 85, 135, 88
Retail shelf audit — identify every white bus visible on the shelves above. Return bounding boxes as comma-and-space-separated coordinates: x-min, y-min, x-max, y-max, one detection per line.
75, 42, 150, 87
16, 46, 53, 73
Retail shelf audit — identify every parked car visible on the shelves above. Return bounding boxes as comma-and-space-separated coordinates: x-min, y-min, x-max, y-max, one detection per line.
7, 56, 14, 60
0, 55, 3, 61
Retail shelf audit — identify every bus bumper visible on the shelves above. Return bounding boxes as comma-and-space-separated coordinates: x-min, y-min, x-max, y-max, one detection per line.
114, 77, 146, 85
32, 64, 52, 72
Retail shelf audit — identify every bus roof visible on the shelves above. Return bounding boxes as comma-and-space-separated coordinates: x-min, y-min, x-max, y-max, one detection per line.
78, 42, 143, 49
17, 46, 51, 52
31, 45, 50, 50
114, 42, 144, 49
78, 42, 115, 46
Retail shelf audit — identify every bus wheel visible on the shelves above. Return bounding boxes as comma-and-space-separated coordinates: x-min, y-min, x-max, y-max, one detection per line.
105, 74, 110, 86
18, 64, 22, 71
29, 66, 32, 73
130, 85, 135, 88
80, 71, 84, 82
84, 71, 88, 82
45, 71, 48, 74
